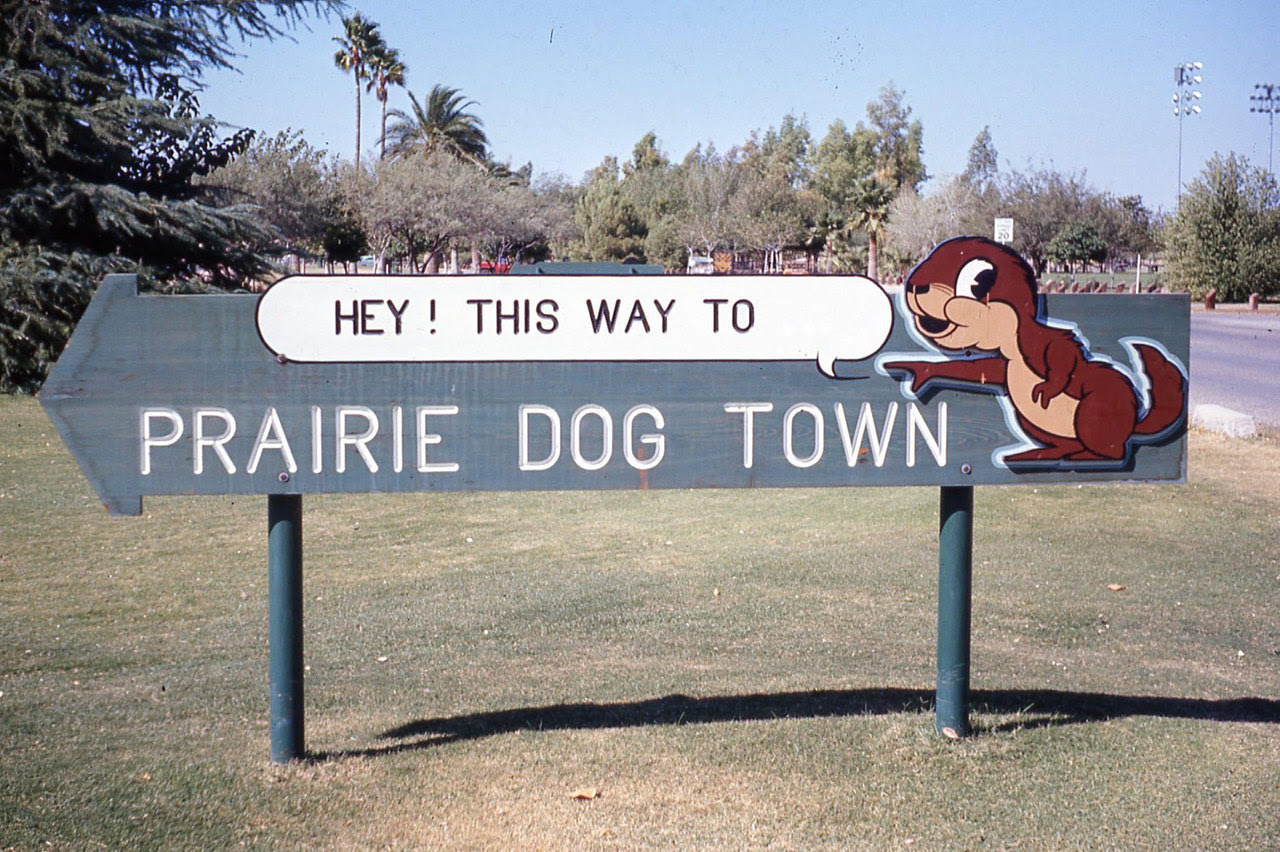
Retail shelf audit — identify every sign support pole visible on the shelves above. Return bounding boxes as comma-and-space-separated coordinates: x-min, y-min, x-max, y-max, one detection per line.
268, 494, 304, 762
936, 485, 973, 738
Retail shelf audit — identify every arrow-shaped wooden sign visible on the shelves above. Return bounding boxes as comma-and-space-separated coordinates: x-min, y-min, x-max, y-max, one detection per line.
39, 257, 1189, 516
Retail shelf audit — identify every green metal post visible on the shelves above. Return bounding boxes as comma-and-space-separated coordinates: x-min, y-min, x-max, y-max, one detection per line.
268, 494, 304, 762
936, 485, 973, 738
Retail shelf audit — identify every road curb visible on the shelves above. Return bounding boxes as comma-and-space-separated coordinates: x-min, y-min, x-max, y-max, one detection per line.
1191, 404, 1257, 438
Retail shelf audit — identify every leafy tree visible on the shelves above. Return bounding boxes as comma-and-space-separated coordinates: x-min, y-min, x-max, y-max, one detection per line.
0, 0, 333, 392
812, 119, 880, 272
730, 171, 816, 272
475, 175, 577, 267
993, 165, 1095, 275
862, 84, 926, 278
204, 129, 339, 271
332, 12, 384, 167
1162, 152, 1280, 299
642, 216, 688, 271
620, 133, 675, 213
575, 160, 647, 262
123, 76, 255, 192
367, 44, 406, 161
322, 218, 368, 272
885, 176, 984, 266
673, 143, 741, 259
1073, 193, 1156, 272
623, 131, 669, 177
1110, 195, 1157, 261
1046, 221, 1107, 272
985, 166, 1158, 277
526, 173, 582, 260
962, 125, 998, 192
741, 113, 813, 188
384, 85, 489, 164
343, 153, 490, 273
615, 132, 690, 269
865, 83, 927, 192
812, 86, 926, 279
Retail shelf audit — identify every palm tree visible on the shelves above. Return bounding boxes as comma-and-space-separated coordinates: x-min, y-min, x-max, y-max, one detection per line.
366, 45, 406, 161
332, 13, 384, 167
851, 178, 895, 281
384, 84, 489, 164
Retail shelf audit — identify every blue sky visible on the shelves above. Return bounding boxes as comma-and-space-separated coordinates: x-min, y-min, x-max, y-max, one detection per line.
200, 0, 1278, 213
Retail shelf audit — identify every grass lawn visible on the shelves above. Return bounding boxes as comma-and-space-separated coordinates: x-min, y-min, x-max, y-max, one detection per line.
1, 394, 1276, 849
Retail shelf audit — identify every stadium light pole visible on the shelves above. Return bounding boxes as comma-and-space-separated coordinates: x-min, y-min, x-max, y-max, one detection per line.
1251, 83, 1278, 175
1173, 61, 1203, 206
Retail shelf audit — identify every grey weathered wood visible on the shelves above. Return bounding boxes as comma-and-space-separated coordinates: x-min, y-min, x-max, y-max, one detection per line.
39, 275, 1189, 515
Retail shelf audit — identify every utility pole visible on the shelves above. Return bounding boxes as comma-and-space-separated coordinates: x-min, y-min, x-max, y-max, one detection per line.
1173, 61, 1203, 206
1251, 83, 1278, 176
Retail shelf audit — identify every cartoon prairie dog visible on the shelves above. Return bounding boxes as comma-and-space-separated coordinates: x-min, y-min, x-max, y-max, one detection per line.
883, 237, 1185, 468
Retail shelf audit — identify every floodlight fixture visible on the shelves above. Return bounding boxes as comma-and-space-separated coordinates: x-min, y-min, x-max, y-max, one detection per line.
1251, 83, 1278, 174
1173, 60, 1205, 206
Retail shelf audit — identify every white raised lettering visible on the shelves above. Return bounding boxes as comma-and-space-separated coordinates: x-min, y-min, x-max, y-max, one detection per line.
570, 404, 613, 471
392, 405, 404, 473
247, 407, 297, 474
907, 402, 947, 467
623, 405, 665, 470
783, 403, 824, 468
519, 404, 560, 471
310, 406, 323, 474
416, 406, 460, 473
835, 402, 898, 468
724, 402, 773, 469
140, 408, 183, 475
336, 406, 379, 473
193, 408, 237, 475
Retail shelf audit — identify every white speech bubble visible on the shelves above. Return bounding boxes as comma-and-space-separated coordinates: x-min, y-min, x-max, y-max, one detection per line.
256, 274, 893, 377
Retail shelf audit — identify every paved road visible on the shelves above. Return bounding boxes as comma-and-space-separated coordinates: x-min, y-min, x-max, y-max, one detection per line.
1189, 312, 1280, 427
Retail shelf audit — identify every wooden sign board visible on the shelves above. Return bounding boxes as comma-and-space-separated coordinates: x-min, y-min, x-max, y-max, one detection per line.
40, 238, 1189, 515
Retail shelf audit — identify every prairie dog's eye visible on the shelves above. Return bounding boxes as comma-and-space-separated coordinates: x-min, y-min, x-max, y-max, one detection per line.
955, 258, 996, 300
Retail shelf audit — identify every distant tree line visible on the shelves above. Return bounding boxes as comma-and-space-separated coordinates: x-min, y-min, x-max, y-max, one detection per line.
570, 89, 927, 281
2, 4, 1279, 393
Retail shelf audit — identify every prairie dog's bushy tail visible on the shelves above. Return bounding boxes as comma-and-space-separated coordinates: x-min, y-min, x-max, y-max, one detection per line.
1133, 343, 1187, 436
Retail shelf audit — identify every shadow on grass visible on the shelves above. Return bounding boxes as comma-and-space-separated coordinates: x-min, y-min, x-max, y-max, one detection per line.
311, 688, 1278, 761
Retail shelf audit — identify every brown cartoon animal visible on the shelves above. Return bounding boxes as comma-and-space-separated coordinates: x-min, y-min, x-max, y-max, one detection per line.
883, 237, 1185, 468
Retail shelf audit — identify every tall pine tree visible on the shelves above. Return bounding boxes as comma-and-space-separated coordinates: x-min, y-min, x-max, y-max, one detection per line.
0, 1, 336, 392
